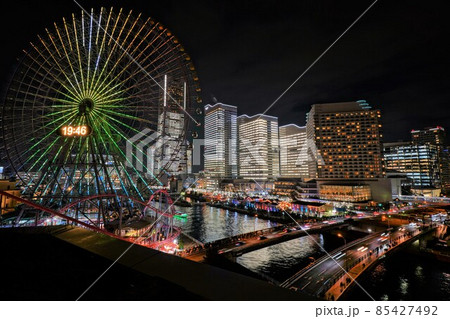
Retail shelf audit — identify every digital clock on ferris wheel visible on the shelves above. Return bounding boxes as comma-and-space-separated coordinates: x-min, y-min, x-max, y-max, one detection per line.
58, 125, 92, 137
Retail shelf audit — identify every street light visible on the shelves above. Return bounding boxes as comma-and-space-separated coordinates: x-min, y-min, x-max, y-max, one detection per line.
337, 233, 348, 270
337, 233, 347, 245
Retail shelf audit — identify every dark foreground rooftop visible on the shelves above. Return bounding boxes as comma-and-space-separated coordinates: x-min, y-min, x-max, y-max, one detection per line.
0, 226, 313, 301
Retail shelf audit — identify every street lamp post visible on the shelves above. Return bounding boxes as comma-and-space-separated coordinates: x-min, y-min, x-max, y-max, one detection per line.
337, 233, 348, 270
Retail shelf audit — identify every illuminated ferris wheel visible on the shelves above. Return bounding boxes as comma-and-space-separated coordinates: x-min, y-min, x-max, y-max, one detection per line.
0, 7, 202, 213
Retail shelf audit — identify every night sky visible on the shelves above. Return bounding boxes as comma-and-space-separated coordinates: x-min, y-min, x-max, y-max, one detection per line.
1, 0, 449, 142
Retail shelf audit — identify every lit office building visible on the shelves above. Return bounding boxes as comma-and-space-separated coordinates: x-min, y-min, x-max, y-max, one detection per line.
411, 126, 446, 145
384, 141, 441, 194
154, 75, 188, 177
204, 103, 238, 179
279, 124, 308, 178
238, 114, 280, 180
306, 100, 389, 202
411, 127, 450, 194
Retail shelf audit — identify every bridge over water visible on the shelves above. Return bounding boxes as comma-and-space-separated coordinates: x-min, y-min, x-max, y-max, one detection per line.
183, 220, 351, 262
281, 223, 433, 300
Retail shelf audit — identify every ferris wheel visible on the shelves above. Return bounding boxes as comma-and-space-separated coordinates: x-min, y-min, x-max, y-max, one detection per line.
0, 7, 202, 216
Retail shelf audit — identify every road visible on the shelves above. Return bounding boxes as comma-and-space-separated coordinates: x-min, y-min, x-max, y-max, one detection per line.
281, 223, 419, 296
183, 219, 346, 262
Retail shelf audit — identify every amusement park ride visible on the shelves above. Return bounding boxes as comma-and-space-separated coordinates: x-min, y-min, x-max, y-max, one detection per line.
0, 7, 202, 253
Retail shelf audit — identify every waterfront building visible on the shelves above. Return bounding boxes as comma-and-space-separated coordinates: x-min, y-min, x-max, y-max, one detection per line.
279, 124, 308, 178
384, 141, 441, 194
272, 178, 318, 198
204, 103, 238, 179
237, 114, 280, 181
306, 100, 384, 179
318, 184, 372, 202
411, 127, 450, 194
305, 100, 388, 202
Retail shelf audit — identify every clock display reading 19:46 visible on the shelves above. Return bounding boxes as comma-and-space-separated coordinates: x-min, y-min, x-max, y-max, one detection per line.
58, 125, 92, 137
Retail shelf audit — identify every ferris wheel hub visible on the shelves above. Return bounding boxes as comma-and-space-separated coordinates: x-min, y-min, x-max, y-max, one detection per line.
78, 98, 94, 115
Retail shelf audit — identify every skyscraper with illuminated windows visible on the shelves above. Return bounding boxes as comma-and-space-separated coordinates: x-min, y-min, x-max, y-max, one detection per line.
306, 100, 384, 179
306, 100, 389, 202
411, 127, 450, 194
237, 114, 280, 180
279, 124, 308, 178
204, 103, 238, 179
154, 75, 187, 177
384, 141, 440, 191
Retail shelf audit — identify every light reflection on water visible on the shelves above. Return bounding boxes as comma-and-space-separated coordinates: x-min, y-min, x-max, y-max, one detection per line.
341, 239, 450, 301
173, 205, 276, 243
236, 235, 328, 281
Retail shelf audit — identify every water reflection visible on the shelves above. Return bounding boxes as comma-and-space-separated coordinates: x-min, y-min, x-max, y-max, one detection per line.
173, 205, 276, 243
341, 240, 450, 301
236, 235, 326, 281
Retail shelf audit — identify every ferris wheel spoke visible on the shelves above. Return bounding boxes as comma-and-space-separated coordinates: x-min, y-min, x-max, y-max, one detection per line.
90, 123, 141, 198
90, 109, 150, 139
9, 115, 77, 154
100, 47, 182, 104
23, 48, 81, 103
93, 106, 157, 126
72, 13, 88, 94
86, 8, 127, 96
19, 57, 80, 103
85, 9, 94, 97
90, 22, 170, 99
93, 121, 161, 193
92, 114, 162, 186
13, 111, 78, 165
35, 35, 84, 100
12, 83, 77, 105
95, 76, 164, 104
61, 137, 86, 199
53, 23, 84, 97
87, 10, 110, 99
89, 13, 153, 98
21, 137, 65, 191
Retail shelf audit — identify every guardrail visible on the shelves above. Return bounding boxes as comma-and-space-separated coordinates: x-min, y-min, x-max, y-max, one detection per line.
280, 230, 384, 288
320, 228, 427, 300
394, 195, 450, 203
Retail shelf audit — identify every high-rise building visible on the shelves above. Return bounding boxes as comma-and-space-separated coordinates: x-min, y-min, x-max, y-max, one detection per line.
384, 141, 440, 192
154, 75, 188, 177
237, 114, 280, 180
204, 103, 238, 178
306, 100, 384, 179
411, 127, 450, 194
411, 126, 446, 145
306, 100, 389, 202
279, 124, 308, 178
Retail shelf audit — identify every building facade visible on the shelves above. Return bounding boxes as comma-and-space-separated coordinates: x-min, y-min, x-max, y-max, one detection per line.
306, 100, 384, 179
279, 124, 308, 178
204, 103, 238, 179
237, 114, 280, 180
153, 75, 188, 177
411, 127, 450, 194
306, 100, 388, 202
384, 141, 441, 191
